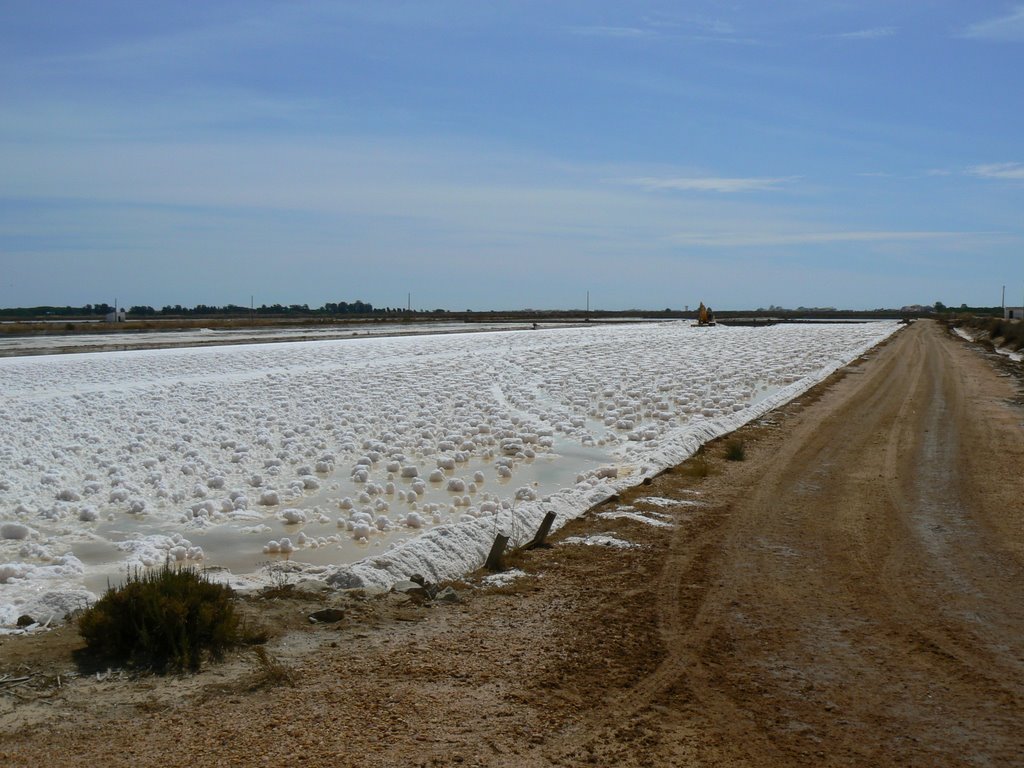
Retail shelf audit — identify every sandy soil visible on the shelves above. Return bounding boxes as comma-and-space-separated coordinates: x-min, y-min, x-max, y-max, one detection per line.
2, 320, 1022, 767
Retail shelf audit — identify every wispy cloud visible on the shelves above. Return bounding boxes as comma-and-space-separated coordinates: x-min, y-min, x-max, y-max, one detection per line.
962, 6, 1024, 41
568, 26, 651, 39
925, 169, 952, 177
568, 16, 756, 45
967, 162, 1024, 180
624, 176, 798, 194
669, 230, 994, 247
830, 27, 897, 40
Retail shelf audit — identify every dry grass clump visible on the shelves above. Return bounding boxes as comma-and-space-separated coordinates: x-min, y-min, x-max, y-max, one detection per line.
678, 446, 712, 478
249, 647, 296, 689
724, 438, 747, 461
984, 318, 1024, 349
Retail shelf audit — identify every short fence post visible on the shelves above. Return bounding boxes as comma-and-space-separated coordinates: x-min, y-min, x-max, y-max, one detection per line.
485, 534, 509, 572
523, 511, 557, 551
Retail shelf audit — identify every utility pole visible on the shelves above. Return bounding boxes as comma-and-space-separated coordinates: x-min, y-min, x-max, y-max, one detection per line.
586, 291, 590, 314
407, 293, 411, 313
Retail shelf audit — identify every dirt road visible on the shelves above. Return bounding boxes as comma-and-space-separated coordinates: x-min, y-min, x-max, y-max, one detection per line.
2, 320, 1022, 766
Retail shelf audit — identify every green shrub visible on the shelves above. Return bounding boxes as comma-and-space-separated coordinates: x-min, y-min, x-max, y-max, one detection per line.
78, 564, 239, 672
724, 438, 746, 461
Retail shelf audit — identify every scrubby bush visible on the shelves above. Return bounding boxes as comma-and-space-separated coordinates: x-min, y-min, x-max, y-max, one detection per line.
724, 438, 746, 461
78, 564, 239, 672
986, 318, 1024, 350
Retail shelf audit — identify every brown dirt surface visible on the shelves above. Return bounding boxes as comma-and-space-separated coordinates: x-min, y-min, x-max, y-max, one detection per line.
2, 320, 1022, 767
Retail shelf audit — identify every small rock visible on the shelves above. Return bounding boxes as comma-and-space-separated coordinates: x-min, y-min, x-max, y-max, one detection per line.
16, 615, 36, 628
308, 608, 346, 624
325, 570, 365, 590
435, 586, 461, 604
393, 580, 430, 599
409, 574, 426, 586
294, 579, 333, 595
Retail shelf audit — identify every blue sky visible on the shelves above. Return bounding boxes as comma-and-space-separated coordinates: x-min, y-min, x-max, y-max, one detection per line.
2, 1, 1023, 311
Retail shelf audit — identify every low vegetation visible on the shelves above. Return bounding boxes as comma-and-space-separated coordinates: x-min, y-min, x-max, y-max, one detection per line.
78, 564, 240, 672
981, 317, 1024, 350
248, 646, 296, 689
724, 439, 747, 461
679, 446, 712, 478
952, 316, 1024, 352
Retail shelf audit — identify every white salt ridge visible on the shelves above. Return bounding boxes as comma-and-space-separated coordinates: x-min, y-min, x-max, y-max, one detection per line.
597, 507, 674, 528
0, 320, 551, 357
0, 554, 91, 629
636, 496, 705, 508
480, 568, 528, 588
0, 321, 900, 622
562, 534, 639, 549
953, 327, 976, 342
117, 534, 204, 568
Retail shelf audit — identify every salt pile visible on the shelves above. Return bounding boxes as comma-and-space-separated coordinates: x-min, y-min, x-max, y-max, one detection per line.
0, 321, 899, 627
597, 506, 674, 528
562, 534, 639, 549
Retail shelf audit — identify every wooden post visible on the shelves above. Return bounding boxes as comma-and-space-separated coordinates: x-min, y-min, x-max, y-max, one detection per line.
485, 534, 509, 572
523, 511, 556, 551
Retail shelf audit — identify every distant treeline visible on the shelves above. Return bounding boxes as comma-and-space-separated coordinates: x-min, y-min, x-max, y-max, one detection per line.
933, 302, 1004, 315
0, 301, 1009, 320
128, 301, 386, 316
0, 301, 425, 318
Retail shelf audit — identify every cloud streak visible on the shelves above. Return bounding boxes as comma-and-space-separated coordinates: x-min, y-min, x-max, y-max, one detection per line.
967, 162, 1024, 180
668, 230, 998, 247
624, 176, 799, 193
831, 27, 897, 40
962, 6, 1024, 41
568, 26, 651, 39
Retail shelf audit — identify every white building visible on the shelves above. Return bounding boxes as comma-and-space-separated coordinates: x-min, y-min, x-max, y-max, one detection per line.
1004, 307, 1024, 320
105, 308, 127, 322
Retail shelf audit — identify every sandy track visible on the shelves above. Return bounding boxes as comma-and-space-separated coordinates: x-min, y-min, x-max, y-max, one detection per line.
2, 320, 1022, 767
623, 318, 1024, 767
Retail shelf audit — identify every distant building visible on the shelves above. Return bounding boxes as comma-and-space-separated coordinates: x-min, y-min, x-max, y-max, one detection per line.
1005, 307, 1024, 320
105, 308, 127, 322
